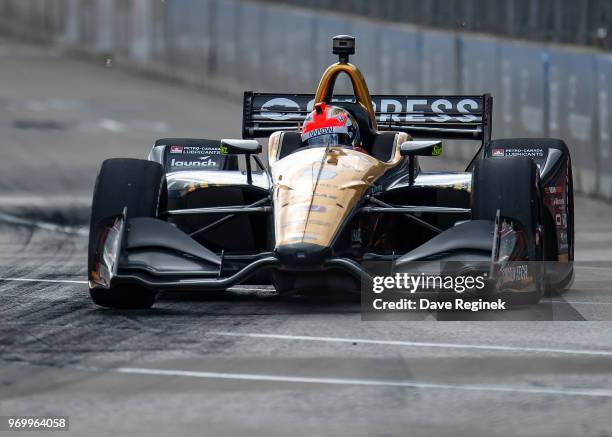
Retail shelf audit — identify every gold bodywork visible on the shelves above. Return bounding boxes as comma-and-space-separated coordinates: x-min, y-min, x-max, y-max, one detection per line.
271, 60, 408, 250
271, 135, 407, 248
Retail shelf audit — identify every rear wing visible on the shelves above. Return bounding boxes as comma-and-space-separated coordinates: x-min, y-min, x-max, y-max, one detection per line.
242, 92, 492, 144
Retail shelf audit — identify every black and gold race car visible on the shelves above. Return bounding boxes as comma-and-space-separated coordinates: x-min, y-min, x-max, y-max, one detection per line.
88, 35, 574, 308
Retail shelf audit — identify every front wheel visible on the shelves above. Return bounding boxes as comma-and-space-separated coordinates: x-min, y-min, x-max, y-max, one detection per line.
88, 158, 166, 309
472, 156, 545, 304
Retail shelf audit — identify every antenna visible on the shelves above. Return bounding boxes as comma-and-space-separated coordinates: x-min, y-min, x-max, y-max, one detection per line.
332, 35, 355, 64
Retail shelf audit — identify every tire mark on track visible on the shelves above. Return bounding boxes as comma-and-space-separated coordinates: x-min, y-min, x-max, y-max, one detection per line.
0, 211, 87, 236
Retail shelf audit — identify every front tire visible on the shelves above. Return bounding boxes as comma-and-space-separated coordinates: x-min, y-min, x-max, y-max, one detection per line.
88, 158, 166, 309
472, 156, 545, 304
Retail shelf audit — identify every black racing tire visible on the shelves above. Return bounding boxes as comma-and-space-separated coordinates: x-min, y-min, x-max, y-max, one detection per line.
88, 158, 166, 309
472, 156, 545, 304
544, 161, 575, 296
486, 138, 575, 295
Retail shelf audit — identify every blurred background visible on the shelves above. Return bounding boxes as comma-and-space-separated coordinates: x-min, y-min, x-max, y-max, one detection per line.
0, 0, 610, 203
269, 0, 612, 49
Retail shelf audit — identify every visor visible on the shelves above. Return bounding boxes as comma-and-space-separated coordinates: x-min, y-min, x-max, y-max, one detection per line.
303, 133, 353, 147
302, 125, 350, 148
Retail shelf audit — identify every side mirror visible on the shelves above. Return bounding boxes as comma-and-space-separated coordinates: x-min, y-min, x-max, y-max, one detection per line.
220, 139, 262, 186
220, 139, 262, 155
400, 141, 443, 157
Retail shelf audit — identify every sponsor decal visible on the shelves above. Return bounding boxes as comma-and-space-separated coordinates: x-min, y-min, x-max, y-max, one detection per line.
258, 97, 482, 123
376, 97, 481, 123
551, 197, 566, 206
307, 204, 327, 213
301, 126, 348, 141
500, 264, 529, 282
290, 203, 327, 213
220, 145, 228, 155
502, 148, 545, 158
432, 144, 442, 156
170, 157, 218, 168
491, 148, 505, 157
313, 192, 337, 200
545, 185, 563, 194
317, 183, 340, 189
169, 146, 222, 155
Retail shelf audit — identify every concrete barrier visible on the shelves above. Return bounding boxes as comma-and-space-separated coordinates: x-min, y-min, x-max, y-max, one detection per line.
597, 55, 612, 200
0, 0, 610, 201
549, 48, 598, 195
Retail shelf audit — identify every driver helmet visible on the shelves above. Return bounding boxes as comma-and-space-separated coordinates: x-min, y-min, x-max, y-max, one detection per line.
301, 102, 361, 150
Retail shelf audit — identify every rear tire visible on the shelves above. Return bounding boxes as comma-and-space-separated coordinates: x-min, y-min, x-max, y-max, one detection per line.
88, 158, 166, 309
472, 156, 545, 304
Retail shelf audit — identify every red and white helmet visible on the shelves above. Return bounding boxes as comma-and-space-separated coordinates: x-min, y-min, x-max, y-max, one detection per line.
301, 102, 360, 149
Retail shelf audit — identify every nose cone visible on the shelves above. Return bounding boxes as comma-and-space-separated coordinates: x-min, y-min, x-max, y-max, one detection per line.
274, 243, 331, 268
272, 147, 383, 250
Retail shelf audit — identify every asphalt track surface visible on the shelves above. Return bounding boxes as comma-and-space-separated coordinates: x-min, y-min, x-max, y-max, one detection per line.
2, 39, 612, 437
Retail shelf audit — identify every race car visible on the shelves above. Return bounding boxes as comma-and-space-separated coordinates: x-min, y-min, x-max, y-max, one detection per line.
88, 35, 574, 309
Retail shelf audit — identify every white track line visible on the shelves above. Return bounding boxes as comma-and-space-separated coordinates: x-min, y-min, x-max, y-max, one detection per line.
211, 332, 612, 357
0, 277, 88, 285
574, 266, 612, 271
551, 299, 612, 306
115, 367, 612, 398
